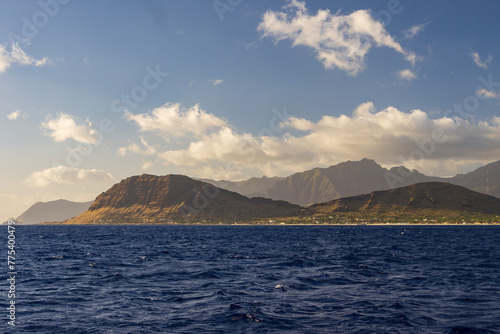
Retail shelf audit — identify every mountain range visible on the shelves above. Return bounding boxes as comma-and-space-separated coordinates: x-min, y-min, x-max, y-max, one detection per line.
210, 159, 499, 206
64, 176, 500, 224
16, 159, 500, 223
196, 176, 283, 197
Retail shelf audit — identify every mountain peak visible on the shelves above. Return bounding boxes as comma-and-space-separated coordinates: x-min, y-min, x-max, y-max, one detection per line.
360, 158, 378, 164
67, 174, 302, 224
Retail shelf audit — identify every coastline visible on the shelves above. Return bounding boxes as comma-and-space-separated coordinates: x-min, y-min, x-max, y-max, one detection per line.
37, 222, 500, 226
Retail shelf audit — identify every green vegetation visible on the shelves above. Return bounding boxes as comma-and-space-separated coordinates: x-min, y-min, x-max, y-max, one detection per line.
59, 175, 500, 226
52, 212, 500, 225
283, 212, 500, 225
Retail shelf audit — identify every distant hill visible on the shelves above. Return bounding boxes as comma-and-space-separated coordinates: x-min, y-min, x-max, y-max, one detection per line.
1, 220, 24, 225
16, 199, 94, 224
39, 159, 500, 224
252, 159, 499, 206
65, 174, 302, 224
254, 159, 436, 206
197, 176, 283, 197
310, 182, 500, 216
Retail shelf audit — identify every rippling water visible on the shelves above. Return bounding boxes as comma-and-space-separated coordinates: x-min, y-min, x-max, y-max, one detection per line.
8, 225, 500, 333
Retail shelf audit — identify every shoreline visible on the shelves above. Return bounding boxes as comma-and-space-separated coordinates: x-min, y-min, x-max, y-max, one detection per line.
32, 222, 500, 226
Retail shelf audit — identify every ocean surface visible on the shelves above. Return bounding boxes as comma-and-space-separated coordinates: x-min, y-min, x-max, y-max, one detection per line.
6, 225, 500, 333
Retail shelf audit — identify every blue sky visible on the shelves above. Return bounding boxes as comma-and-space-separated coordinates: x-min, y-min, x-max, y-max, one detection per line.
1, 0, 500, 220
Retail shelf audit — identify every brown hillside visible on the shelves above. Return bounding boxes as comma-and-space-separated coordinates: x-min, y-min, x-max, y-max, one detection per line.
310, 182, 500, 215
65, 174, 302, 224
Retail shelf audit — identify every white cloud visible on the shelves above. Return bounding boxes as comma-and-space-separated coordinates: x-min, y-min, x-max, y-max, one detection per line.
117, 137, 158, 156
7, 110, 28, 120
41, 112, 99, 144
24, 166, 115, 187
477, 88, 498, 99
242, 41, 258, 50
0, 42, 50, 74
134, 102, 500, 178
212, 79, 224, 86
189, 165, 249, 181
398, 69, 417, 81
404, 23, 429, 39
471, 52, 492, 69
126, 103, 227, 139
158, 127, 273, 166
141, 161, 154, 170
257, 0, 416, 75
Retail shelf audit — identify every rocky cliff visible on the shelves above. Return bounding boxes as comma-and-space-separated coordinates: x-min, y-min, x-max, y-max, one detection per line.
65, 174, 302, 223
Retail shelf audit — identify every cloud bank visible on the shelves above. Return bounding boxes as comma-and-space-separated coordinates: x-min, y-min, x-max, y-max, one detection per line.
257, 0, 416, 75
122, 102, 500, 179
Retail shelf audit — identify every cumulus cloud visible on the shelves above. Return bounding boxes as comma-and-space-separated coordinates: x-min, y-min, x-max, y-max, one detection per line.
121, 101, 500, 178
117, 137, 158, 156
403, 23, 429, 39
7, 110, 28, 120
158, 127, 273, 166
398, 69, 417, 81
136, 102, 500, 178
212, 79, 223, 86
41, 112, 99, 144
126, 103, 227, 139
141, 161, 154, 170
257, 0, 416, 75
477, 88, 498, 99
0, 42, 50, 74
24, 166, 115, 187
471, 52, 492, 69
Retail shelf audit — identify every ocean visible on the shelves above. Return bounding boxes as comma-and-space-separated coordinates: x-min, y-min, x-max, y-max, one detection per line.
6, 225, 500, 333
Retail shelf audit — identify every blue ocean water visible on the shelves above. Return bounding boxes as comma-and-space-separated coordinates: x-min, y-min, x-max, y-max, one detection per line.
6, 225, 500, 333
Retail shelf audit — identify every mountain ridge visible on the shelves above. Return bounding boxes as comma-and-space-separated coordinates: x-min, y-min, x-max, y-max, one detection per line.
248, 159, 500, 206
17, 199, 94, 224
310, 182, 500, 216
65, 174, 302, 224
16, 159, 500, 222
196, 176, 283, 197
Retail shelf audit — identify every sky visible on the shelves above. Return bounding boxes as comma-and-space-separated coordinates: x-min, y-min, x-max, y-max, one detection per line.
1, 0, 500, 221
